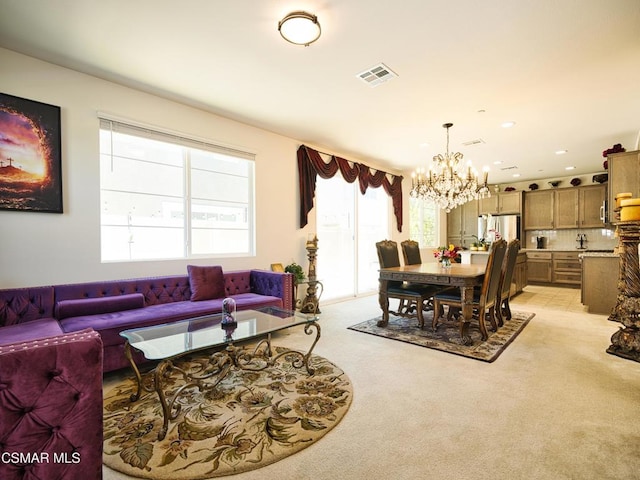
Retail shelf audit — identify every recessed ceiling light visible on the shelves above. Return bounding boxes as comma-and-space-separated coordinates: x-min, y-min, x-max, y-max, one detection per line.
419, 142, 430, 148
501, 121, 516, 128
512, 173, 521, 178
493, 160, 503, 165
555, 149, 568, 155
565, 166, 576, 170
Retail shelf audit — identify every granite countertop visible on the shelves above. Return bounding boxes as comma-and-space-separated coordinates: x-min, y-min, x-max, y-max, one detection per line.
518, 248, 618, 257
464, 248, 617, 257
521, 248, 613, 252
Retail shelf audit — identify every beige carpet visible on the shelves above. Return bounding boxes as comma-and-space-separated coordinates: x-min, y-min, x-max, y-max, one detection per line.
103, 347, 352, 479
104, 286, 640, 480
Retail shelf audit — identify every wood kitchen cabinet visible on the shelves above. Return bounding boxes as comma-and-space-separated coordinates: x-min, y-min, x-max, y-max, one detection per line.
608, 150, 640, 222
479, 191, 522, 215
553, 184, 606, 229
554, 188, 579, 229
512, 251, 527, 294
526, 251, 552, 283
581, 254, 619, 314
579, 184, 607, 228
526, 184, 606, 230
447, 200, 478, 248
527, 251, 581, 286
552, 252, 581, 285
524, 190, 554, 230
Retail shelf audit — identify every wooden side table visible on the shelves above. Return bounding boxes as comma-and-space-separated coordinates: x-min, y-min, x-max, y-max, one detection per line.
607, 221, 640, 362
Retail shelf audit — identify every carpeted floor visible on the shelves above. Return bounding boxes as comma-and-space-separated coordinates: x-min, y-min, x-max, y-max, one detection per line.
105, 287, 640, 480
348, 310, 534, 362
103, 346, 352, 479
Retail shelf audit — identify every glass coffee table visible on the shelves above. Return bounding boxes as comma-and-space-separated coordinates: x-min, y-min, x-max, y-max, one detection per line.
120, 306, 320, 440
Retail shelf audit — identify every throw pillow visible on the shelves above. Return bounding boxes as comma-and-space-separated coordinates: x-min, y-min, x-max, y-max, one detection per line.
187, 265, 225, 301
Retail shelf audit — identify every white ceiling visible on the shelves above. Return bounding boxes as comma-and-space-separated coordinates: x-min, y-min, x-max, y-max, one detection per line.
1, 0, 639, 185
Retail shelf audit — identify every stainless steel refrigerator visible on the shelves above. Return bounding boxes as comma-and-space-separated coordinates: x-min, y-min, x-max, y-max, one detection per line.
478, 214, 521, 243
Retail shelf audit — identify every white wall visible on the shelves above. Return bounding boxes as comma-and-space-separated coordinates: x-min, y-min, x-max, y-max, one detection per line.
0, 48, 407, 288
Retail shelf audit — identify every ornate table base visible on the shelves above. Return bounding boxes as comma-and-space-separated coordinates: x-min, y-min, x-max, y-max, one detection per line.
607, 221, 640, 362
124, 321, 321, 440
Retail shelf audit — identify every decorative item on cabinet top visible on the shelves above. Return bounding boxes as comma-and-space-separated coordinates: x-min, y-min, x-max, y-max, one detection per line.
602, 143, 625, 159
570, 178, 581, 187
548, 180, 561, 188
602, 143, 625, 170
592, 173, 608, 184
529, 183, 539, 191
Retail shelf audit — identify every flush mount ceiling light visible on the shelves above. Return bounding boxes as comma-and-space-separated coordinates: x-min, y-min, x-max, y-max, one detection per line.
278, 11, 321, 46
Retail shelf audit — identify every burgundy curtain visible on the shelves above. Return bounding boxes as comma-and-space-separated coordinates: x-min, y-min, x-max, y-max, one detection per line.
297, 144, 403, 232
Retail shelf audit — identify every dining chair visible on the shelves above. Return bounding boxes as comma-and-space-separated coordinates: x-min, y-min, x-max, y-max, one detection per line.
496, 239, 521, 326
432, 239, 507, 339
401, 240, 422, 265
376, 240, 441, 328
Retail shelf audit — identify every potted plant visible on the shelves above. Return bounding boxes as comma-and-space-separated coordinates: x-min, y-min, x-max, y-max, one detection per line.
285, 262, 306, 284
471, 235, 486, 251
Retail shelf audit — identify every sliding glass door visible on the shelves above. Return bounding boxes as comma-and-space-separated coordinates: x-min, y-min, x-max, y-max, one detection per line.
357, 186, 389, 294
316, 175, 389, 302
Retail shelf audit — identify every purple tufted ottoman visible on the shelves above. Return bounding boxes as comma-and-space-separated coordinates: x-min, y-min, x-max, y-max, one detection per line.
0, 329, 103, 480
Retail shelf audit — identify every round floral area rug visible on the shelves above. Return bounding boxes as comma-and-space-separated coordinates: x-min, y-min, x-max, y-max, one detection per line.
103, 347, 352, 479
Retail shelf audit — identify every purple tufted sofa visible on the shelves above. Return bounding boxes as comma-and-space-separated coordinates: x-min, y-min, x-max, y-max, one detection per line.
0, 269, 294, 372
0, 329, 104, 480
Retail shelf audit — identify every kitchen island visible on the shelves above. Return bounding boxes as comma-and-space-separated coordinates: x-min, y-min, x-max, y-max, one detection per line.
580, 251, 619, 315
459, 249, 527, 295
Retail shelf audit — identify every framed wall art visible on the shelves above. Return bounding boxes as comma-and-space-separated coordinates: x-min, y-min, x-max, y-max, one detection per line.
0, 92, 62, 213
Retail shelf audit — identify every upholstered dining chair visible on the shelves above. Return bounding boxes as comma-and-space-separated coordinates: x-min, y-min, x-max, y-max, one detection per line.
496, 239, 521, 326
401, 239, 422, 265
376, 239, 441, 329
432, 239, 507, 339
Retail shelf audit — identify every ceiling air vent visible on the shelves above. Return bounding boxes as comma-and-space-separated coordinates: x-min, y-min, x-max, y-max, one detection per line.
356, 63, 398, 87
500, 165, 518, 171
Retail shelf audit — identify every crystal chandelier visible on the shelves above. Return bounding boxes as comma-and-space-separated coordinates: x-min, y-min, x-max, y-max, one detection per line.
410, 123, 491, 212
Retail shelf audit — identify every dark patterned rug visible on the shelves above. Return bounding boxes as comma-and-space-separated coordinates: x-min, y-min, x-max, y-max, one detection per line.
103, 346, 352, 479
348, 310, 534, 362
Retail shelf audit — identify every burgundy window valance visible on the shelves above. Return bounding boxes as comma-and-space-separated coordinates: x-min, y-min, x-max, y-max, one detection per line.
297, 144, 404, 232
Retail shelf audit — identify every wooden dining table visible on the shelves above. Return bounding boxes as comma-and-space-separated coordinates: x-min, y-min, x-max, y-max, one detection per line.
378, 263, 486, 345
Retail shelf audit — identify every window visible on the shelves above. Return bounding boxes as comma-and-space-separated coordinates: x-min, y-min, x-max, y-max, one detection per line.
409, 197, 438, 247
99, 118, 255, 262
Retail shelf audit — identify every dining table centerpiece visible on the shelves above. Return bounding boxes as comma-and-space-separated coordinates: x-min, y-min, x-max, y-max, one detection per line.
434, 244, 461, 268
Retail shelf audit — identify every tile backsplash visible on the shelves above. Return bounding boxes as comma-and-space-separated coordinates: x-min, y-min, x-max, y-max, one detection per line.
524, 227, 617, 251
